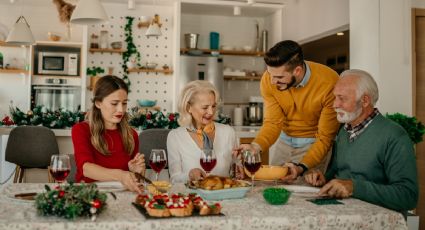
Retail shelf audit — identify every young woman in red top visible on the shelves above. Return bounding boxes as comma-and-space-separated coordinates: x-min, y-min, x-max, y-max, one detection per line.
72, 75, 145, 193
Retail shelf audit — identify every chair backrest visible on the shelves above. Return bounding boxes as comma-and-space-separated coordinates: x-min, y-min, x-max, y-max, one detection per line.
138, 128, 171, 169
5, 126, 59, 168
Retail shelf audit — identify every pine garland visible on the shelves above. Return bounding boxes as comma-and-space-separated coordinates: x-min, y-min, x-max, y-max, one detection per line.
385, 112, 425, 144
122, 16, 141, 90
129, 111, 180, 130
6, 106, 85, 129
35, 183, 113, 220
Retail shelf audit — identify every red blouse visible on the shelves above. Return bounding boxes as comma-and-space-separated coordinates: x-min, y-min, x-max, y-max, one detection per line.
71, 121, 139, 183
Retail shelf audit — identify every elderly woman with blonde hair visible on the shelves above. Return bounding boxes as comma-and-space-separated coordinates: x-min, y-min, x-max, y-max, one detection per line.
167, 80, 241, 183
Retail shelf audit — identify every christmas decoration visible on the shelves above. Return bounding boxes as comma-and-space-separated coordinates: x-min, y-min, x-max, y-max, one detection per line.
129, 111, 179, 130
35, 183, 113, 220
385, 112, 425, 144
6, 106, 85, 129
0, 116, 14, 126
122, 16, 141, 90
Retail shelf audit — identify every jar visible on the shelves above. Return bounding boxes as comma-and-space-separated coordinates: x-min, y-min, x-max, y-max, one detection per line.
90, 34, 99, 49
99, 31, 108, 49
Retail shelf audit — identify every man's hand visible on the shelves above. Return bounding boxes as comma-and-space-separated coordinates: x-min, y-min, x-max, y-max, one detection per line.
232, 143, 260, 157
318, 179, 353, 198
304, 170, 326, 187
280, 162, 303, 183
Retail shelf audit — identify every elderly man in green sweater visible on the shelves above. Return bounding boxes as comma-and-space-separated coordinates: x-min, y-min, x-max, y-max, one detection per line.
305, 69, 418, 212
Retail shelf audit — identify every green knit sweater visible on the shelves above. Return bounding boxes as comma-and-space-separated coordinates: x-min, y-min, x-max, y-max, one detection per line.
325, 114, 418, 211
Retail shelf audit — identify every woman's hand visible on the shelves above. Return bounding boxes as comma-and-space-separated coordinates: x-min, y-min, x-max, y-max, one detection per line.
235, 164, 245, 179
119, 171, 143, 194
128, 153, 146, 175
189, 168, 206, 181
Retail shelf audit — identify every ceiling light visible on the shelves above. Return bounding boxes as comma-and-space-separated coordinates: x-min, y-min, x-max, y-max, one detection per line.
70, 0, 108, 25
6, 15, 35, 45
146, 14, 162, 37
336, 32, 344, 36
233, 6, 241, 16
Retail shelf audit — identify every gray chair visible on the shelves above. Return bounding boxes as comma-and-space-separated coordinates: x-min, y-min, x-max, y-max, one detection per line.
138, 128, 171, 174
67, 154, 77, 183
5, 126, 59, 183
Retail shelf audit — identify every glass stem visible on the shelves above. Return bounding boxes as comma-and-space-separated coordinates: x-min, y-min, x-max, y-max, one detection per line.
156, 172, 159, 181
251, 175, 254, 190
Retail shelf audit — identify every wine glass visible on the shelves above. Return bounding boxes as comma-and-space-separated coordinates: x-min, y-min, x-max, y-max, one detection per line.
243, 150, 262, 191
49, 154, 71, 184
149, 149, 167, 181
200, 148, 217, 176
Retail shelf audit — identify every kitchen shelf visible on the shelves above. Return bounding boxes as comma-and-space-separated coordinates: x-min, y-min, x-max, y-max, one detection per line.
224, 75, 261, 81
0, 68, 29, 74
0, 41, 30, 47
89, 48, 125, 54
180, 48, 265, 57
128, 68, 173, 75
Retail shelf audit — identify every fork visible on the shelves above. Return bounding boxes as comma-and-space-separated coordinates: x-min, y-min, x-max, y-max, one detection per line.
134, 173, 168, 193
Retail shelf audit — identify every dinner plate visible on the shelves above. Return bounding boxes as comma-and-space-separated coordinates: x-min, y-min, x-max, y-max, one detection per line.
95, 181, 126, 192
280, 185, 320, 194
189, 186, 250, 200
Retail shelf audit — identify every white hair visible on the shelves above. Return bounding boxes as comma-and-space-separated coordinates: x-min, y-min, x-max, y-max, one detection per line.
340, 69, 379, 106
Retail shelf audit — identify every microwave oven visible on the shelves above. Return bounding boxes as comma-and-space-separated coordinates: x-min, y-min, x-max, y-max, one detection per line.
38, 52, 78, 76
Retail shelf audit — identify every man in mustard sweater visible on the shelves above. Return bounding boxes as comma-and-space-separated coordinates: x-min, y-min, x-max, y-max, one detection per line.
236, 40, 340, 181
305, 69, 418, 212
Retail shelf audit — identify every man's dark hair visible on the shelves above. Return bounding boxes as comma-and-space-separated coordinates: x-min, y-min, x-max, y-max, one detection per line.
264, 40, 304, 71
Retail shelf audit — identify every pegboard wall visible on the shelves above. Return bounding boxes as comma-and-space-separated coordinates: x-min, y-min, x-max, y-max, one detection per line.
86, 4, 174, 114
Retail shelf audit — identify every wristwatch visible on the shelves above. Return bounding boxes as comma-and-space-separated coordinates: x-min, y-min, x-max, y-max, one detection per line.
292, 162, 308, 176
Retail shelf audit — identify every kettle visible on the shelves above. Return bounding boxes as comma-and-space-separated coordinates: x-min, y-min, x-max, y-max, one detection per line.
246, 102, 263, 125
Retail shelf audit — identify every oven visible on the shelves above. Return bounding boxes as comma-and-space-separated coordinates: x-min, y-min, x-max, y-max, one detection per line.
31, 77, 81, 112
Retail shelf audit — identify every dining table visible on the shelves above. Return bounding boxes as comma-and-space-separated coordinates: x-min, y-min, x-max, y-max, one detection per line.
0, 182, 407, 230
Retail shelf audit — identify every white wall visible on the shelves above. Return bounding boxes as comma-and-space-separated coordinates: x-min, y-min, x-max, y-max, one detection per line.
350, 0, 413, 115
281, 0, 349, 44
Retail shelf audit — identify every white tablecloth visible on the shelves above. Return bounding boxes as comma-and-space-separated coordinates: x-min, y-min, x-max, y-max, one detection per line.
0, 183, 407, 230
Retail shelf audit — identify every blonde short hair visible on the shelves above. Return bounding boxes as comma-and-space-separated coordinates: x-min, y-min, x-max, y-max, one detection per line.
177, 80, 221, 126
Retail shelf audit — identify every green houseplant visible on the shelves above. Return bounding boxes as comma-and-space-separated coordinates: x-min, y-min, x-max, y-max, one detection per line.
385, 113, 425, 144
87, 67, 105, 90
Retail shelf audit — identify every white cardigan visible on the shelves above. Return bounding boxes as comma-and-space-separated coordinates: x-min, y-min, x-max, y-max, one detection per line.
167, 122, 239, 183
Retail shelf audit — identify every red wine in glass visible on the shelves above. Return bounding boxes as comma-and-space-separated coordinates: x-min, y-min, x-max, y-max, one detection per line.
200, 158, 217, 173
150, 149, 167, 181
244, 162, 261, 174
149, 160, 167, 173
50, 169, 70, 182
50, 154, 71, 183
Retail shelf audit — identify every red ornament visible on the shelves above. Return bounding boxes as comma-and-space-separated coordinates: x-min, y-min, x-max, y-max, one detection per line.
58, 190, 65, 198
146, 113, 152, 120
1, 116, 14, 126
92, 199, 102, 209
55, 185, 61, 190
168, 113, 175, 121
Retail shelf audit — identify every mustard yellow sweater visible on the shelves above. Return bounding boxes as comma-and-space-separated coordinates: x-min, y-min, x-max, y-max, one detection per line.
253, 61, 340, 168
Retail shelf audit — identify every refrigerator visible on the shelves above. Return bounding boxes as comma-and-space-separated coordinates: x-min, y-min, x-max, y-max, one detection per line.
179, 55, 224, 100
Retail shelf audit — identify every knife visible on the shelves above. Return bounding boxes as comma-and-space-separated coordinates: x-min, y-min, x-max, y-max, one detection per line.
134, 173, 167, 193
14, 192, 37, 200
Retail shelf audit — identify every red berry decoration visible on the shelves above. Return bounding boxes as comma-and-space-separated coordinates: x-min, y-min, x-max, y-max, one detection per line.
92, 199, 102, 209
58, 190, 65, 198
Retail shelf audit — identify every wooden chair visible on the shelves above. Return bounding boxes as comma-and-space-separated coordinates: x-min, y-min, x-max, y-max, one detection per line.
5, 126, 59, 183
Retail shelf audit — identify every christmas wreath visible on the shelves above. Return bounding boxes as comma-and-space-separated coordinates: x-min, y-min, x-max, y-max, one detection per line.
35, 183, 113, 220
129, 111, 180, 130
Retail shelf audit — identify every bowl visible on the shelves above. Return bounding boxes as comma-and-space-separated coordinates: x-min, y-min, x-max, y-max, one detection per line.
244, 165, 288, 181
145, 62, 158, 69
111, 41, 122, 49
137, 99, 156, 107
263, 187, 291, 205
47, 32, 61, 41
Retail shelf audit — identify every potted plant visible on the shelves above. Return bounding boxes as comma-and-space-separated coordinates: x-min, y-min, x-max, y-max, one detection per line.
87, 66, 105, 90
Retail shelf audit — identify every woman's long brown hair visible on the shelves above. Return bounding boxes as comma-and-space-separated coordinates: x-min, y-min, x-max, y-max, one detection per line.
88, 75, 135, 155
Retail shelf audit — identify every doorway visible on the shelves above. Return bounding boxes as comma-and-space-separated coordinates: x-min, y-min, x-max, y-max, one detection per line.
413, 8, 425, 230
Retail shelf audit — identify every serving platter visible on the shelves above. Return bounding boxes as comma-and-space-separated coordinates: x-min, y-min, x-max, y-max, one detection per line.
132, 203, 224, 219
